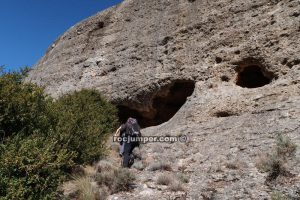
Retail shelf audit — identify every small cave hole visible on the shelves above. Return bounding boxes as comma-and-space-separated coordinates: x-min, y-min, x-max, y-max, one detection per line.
97, 21, 105, 29
215, 57, 223, 64
236, 65, 272, 88
214, 111, 235, 118
234, 50, 241, 55
117, 80, 195, 128
221, 75, 230, 82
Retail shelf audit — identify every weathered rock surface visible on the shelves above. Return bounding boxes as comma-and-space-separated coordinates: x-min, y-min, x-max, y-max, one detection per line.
27, 0, 300, 199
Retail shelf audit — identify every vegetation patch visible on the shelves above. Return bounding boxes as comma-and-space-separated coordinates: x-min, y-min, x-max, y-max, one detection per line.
271, 191, 291, 200
256, 134, 297, 182
177, 173, 190, 183
169, 181, 185, 192
156, 174, 173, 185
276, 134, 297, 157
0, 69, 118, 199
96, 167, 135, 193
149, 161, 172, 171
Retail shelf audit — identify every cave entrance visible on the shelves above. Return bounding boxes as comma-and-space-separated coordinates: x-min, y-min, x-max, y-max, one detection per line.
117, 80, 195, 128
236, 65, 271, 88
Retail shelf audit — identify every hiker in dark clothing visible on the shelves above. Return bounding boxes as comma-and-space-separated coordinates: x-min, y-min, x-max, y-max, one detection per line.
115, 118, 141, 168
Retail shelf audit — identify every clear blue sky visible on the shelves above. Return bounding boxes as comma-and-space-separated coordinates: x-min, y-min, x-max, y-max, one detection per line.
0, 0, 123, 71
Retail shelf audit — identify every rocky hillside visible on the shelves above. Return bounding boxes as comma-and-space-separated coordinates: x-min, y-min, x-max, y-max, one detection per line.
27, 0, 300, 199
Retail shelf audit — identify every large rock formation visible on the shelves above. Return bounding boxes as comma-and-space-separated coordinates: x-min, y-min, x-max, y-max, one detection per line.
27, 0, 300, 199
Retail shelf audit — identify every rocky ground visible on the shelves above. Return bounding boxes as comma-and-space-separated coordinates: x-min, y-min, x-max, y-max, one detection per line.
106, 79, 300, 199
27, 0, 300, 199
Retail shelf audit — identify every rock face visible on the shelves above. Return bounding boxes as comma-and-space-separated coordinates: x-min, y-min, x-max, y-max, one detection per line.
27, 0, 300, 199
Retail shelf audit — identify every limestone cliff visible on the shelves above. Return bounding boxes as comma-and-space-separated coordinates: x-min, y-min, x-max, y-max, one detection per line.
27, 0, 300, 199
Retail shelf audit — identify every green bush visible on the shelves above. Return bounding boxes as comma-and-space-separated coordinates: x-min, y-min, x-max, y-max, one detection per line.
0, 72, 52, 141
0, 70, 118, 199
0, 135, 75, 199
52, 89, 118, 164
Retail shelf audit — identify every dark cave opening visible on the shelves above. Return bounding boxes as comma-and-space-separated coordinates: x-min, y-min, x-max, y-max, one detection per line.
236, 65, 271, 88
214, 111, 233, 118
117, 80, 195, 128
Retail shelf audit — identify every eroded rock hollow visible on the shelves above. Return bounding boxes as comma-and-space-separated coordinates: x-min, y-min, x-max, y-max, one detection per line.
118, 80, 195, 127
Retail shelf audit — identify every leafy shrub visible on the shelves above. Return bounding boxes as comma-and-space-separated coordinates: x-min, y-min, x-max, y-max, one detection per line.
0, 72, 52, 141
52, 89, 118, 164
0, 70, 118, 199
0, 135, 75, 199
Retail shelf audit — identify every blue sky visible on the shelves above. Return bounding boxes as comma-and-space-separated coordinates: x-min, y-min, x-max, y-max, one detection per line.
0, 0, 123, 71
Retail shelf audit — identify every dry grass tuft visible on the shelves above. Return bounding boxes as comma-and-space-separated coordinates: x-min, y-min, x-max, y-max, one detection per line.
95, 171, 115, 186
112, 169, 136, 192
271, 191, 291, 200
72, 176, 97, 200
96, 168, 135, 193
256, 134, 297, 182
132, 160, 145, 171
149, 161, 172, 171
177, 173, 189, 183
83, 165, 97, 177
156, 174, 173, 185
96, 160, 116, 173
62, 181, 79, 199
169, 180, 185, 192
276, 135, 297, 157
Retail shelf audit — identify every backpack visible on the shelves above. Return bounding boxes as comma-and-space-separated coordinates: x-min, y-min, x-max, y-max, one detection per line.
125, 118, 141, 137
